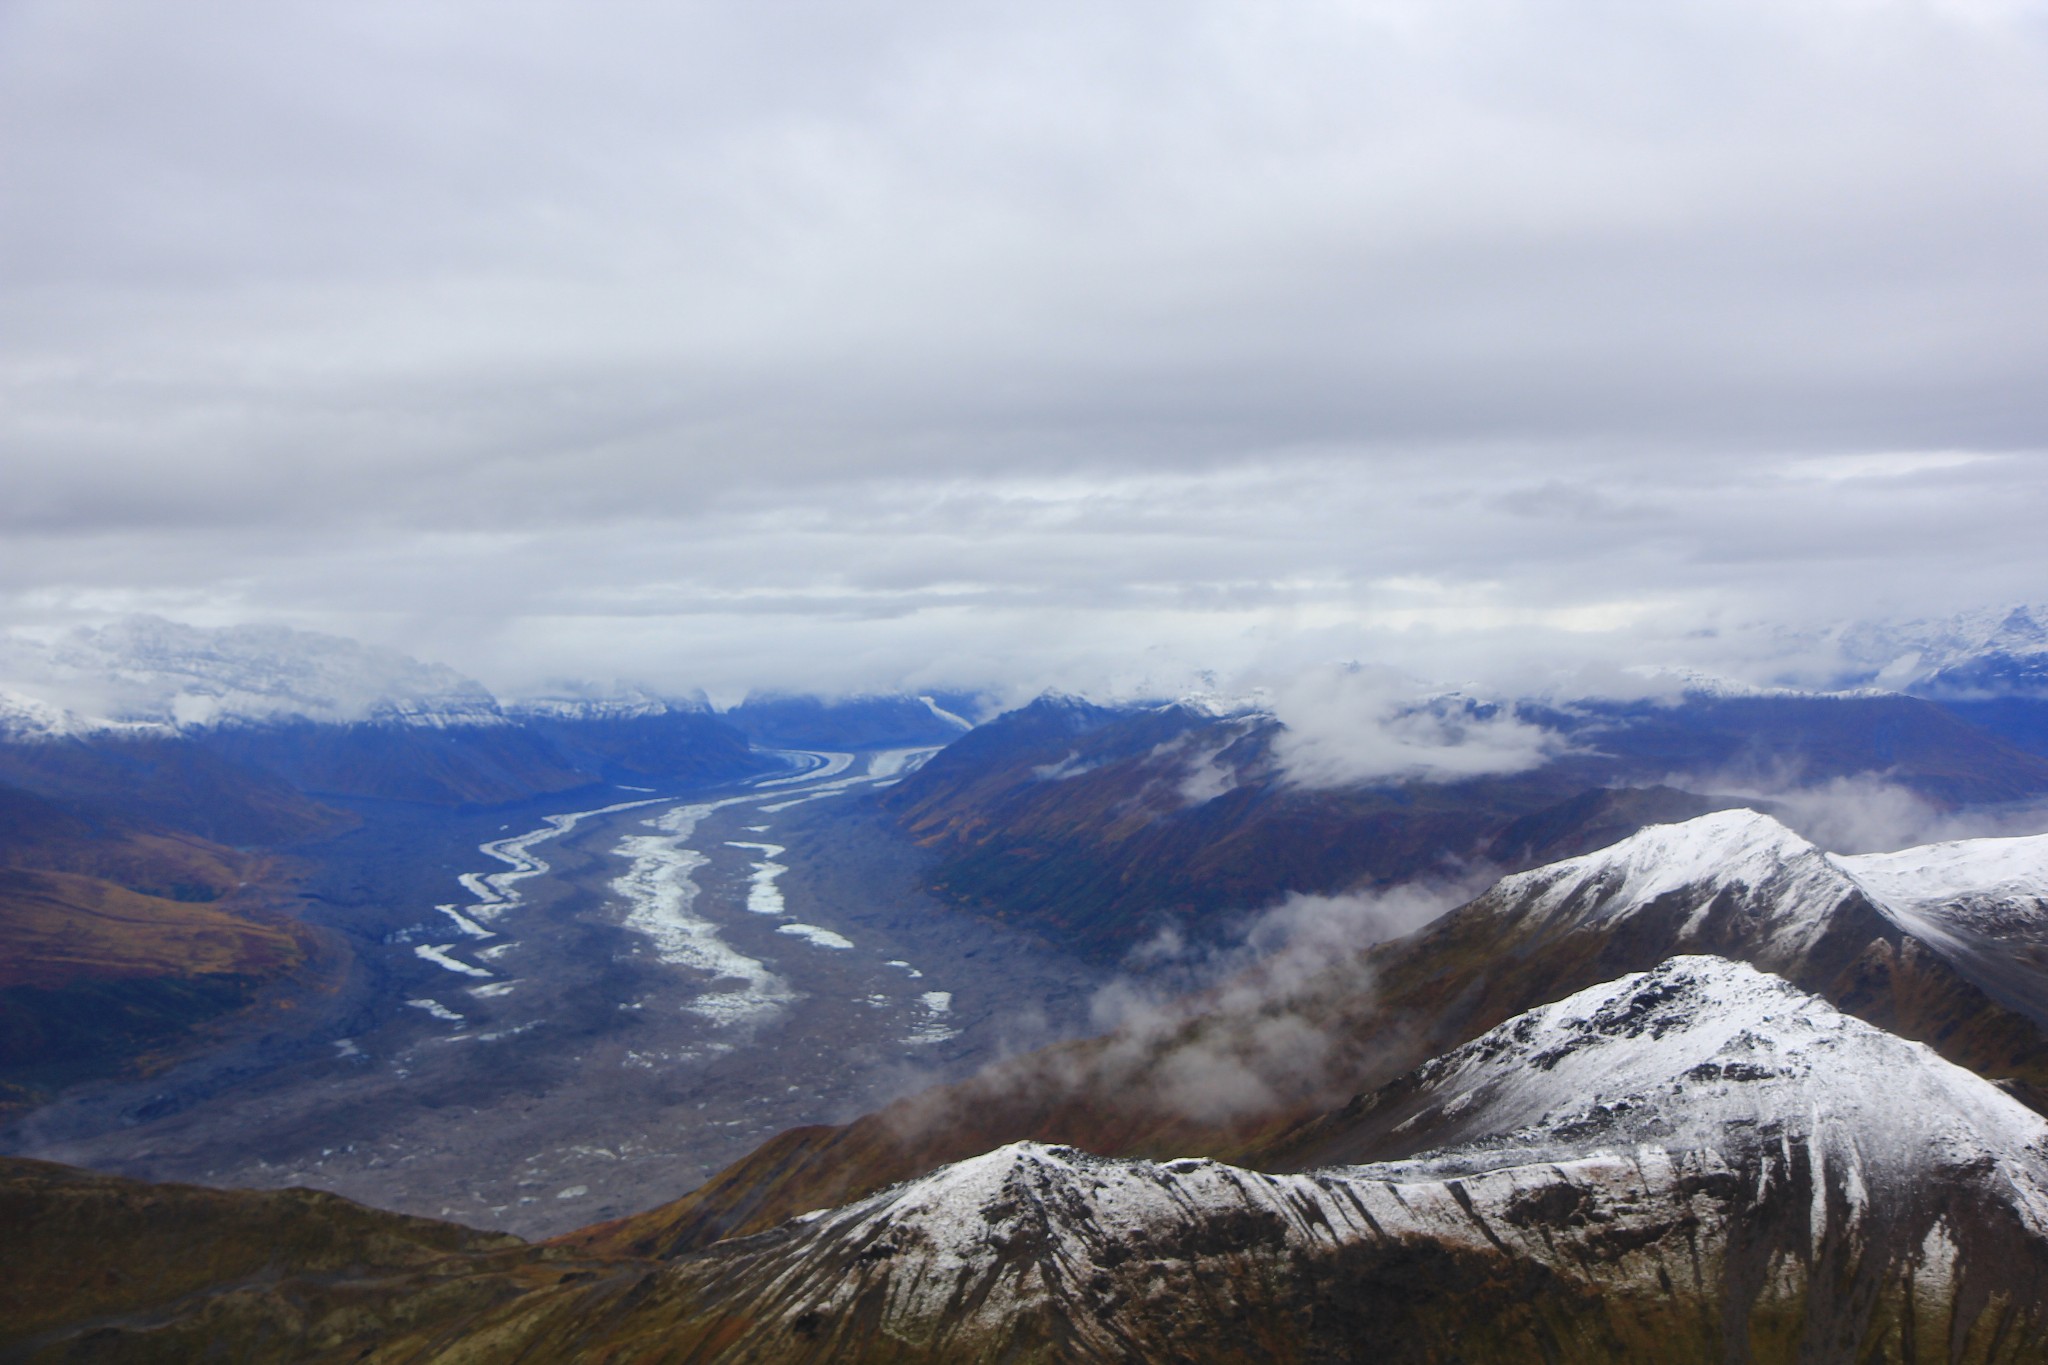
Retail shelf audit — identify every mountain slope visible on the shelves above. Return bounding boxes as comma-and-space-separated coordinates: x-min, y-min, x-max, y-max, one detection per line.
883, 690, 2048, 965
18, 959, 2048, 1361
0, 1154, 631, 1363
1838, 832, 2048, 1035
584, 810, 2048, 1257
722, 691, 980, 751
0, 785, 315, 1119
391, 959, 2048, 1362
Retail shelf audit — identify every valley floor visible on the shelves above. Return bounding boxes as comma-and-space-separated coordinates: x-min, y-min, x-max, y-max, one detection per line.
0, 754, 1107, 1236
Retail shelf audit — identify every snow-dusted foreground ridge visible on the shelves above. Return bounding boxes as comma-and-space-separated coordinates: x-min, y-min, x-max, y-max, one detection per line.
1455, 808, 2048, 1001
1475, 806, 2048, 938
460, 958, 2048, 1362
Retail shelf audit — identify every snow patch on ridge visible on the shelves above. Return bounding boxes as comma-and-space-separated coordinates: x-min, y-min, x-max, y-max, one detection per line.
1838, 832, 2048, 912
1371, 957, 2048, 1180
716, 958, 2048, 1351
1485, 808, 1863, 959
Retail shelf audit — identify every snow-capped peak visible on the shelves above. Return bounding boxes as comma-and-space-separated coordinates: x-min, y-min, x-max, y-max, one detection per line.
662, 956, 2048, 1357
1472, 807, 2048, 970
1838, 832, 2048, 912
0, 616, 505, 735
1487, 808, 1862, 955
1166, 688, 1272, 720
504, 683, 709, 722
0, 687, 174, 740
1372, 956, 2048, 1183
1614, 663, 1894, 701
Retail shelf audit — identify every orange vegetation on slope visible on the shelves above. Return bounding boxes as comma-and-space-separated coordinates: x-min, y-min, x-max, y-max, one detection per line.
0, 868, 303, 991
0, 783, 319, 1117
0, 784, 305, 991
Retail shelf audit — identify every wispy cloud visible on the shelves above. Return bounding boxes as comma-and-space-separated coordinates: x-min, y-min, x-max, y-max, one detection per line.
1265, 666, 1564, 786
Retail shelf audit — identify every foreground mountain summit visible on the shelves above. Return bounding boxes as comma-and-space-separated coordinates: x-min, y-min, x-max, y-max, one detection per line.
9, 957, 2048, 1361
437, 958, 2048, 1363
592, 807, 2048, 1259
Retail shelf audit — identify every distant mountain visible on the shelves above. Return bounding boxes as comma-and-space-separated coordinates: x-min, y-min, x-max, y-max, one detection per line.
1830, 604, 2048, 695
720, 691, 981, 751
880, 688, 2048, 965
590, 809, 2048, 1257
19, 958, 2048, 1361
508, 692, 767, 789
0, 620, 784, 806
0, 616, 506, 733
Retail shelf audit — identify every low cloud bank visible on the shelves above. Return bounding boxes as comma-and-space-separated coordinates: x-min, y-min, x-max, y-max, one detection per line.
1266, 665, 1565, 788
1078, 876, 1488, 1124
1707, 772, 2048, 855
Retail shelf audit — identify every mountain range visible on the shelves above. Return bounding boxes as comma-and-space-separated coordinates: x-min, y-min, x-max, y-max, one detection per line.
11, 939, 2048, 1359
579, 809, 2048, 1260
8, 612, 2048, 1357
879, 685, 2048, 967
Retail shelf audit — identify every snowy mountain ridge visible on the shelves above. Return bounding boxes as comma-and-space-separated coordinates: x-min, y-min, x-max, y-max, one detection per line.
1824, 604, 2048, 695
1365, 956, 2048, 1188
0, 617, 506, 735
0, 618, 733, 737
617, 956, 2048, 1359
1488, 808, 1867, 959
1490, 806, 2048, 961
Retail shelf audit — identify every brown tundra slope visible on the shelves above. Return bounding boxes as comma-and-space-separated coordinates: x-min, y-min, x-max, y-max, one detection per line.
0, 783, 320, 1122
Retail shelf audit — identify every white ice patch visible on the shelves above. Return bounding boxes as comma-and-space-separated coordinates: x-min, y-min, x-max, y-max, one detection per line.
407, 998, 464, 1023
760, 791, 851, 813
907, 990, 959, 1045
753, 754, 905, 812
867, 746, 941, 780
415, 943, 493, 978
612, 803, 795, 1026
468, 981, 518, 998
919, 695, 975, 730
886, 959, 924, 978
751, 750, 856, 788
725, 841, 791, 916
434, 904, 494, 939
458, 796, 667, 925
777, 923, 854, 950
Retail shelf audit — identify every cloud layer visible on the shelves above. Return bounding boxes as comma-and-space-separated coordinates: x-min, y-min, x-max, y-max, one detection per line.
4, 1, 2047, 694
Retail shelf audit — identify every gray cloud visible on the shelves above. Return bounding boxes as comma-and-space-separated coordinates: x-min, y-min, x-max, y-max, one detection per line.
3, 1, 2047, 694
1266, 665, 1565, 786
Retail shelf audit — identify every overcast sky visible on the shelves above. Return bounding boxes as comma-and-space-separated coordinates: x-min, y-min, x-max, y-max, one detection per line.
4, 0, 2046, 698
